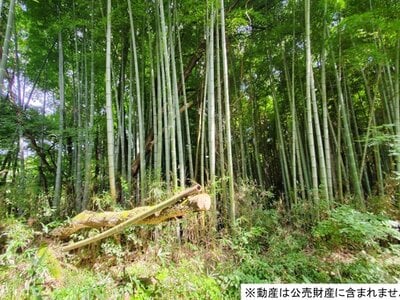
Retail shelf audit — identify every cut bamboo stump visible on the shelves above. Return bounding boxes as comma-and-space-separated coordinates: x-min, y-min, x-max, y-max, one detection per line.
54, 185, 208, 251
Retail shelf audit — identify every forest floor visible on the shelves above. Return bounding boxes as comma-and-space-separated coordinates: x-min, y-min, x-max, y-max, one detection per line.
1, 191, 400, 299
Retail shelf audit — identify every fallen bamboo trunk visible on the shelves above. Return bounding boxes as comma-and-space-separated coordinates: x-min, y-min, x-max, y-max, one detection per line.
61, 184, 203, 251
51, 193, 211, 239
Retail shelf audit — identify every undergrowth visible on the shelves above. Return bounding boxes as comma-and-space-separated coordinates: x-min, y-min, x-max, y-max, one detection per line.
1, 185, 400, 299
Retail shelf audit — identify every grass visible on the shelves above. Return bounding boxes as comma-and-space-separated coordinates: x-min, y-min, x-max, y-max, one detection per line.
1, 195, 400, 299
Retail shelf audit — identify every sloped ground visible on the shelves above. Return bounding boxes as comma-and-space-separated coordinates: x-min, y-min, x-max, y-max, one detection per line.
1, 204, 400, 299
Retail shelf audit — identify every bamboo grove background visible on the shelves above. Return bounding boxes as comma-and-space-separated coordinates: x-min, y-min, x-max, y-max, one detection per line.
0, 0, 399, 225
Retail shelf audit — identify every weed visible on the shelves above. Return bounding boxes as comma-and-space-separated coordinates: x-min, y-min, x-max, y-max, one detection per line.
313, 205, 400, 250
2, 197, 400, 300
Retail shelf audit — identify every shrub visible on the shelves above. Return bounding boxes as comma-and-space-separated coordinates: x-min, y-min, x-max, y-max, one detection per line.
219, 226, 329, 298
51, 270, 111, 300
126, 258, 222, 299
0, 219, 34, 264
313, 205, 400, 250
334, 254, 393, 283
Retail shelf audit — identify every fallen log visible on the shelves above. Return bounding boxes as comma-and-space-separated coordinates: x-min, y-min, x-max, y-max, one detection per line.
58, 185, 205, 251
51, 193, 211, 239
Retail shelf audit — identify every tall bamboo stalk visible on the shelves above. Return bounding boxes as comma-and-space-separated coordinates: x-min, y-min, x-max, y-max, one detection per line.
158, 0, 177, 189
170, 9, 185, 187
215, 17, 226, 207
177, 29, 194, 181
128, 0, 146, 200
105, 0, 117, 202
54, 30, 65, 210
207, 3, 216, 212
0, 0, 4, 20
395, 38, 400, 180
333, 59, 364, 205
220, 0, 235, 227
83, 4, 96, 208
305, 0, 319, 206
321, 0, 333, 202
0, 0, 15, 92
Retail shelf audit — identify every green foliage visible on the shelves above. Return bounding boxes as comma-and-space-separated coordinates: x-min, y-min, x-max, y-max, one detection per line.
0, 101, 56, 149
101, 240, 124, 263
3, 0, 400, 295
0, 219, 46, 298
335, 254, 392, 283
146, 175, 168, 205
226, 8, 251, 38
51, 270, 111, 300
0, 218, 113, 299
121, 258, 221, 299
236, 180, 276, 219
313, 205, 400, 250
0, 102, 18, 147
219, 225, 328, 298
153, 260, 221, 300
287, 200, 320, 231
0, 219, 34, 263
0, 174, 54, 220
37, 246, 63, 280
2, 208, 400, 300
217, 203, 400, 298
90, 192, 114, 211
366, 194, 398, 217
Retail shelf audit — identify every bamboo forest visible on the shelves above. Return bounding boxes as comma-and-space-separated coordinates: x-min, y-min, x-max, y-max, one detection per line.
1, 0, 400, 298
